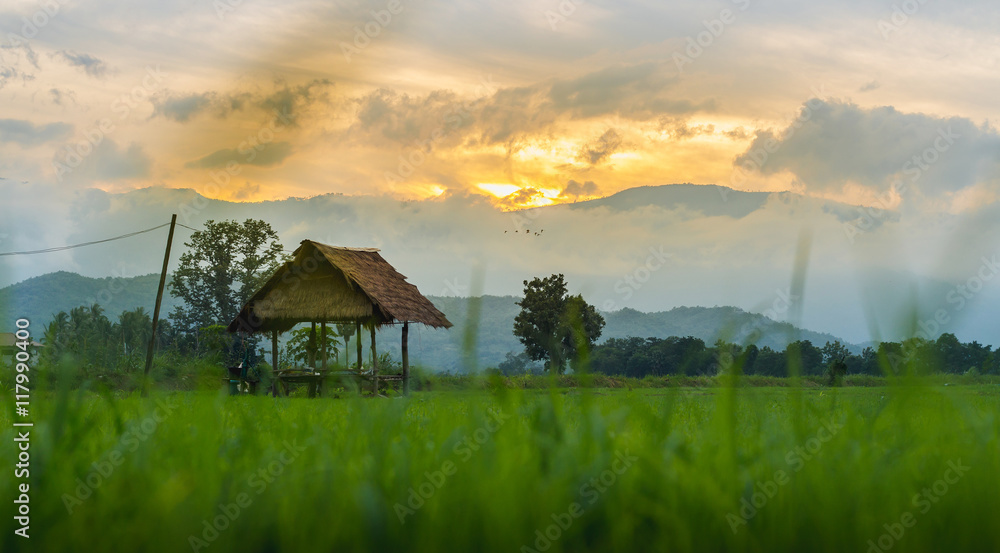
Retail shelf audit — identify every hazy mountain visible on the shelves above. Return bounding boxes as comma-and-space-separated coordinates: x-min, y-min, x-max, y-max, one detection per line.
382, 297, 852, 372
2, 183, 998, 345
0, 272, 854, 371
566, 184, 771, 219
0, 271, 184, 328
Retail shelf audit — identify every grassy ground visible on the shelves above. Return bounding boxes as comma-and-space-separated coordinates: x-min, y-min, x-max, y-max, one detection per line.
2, 383, 998, 552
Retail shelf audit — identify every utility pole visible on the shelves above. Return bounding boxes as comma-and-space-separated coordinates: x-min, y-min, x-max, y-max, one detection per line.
143, 214, 177, 395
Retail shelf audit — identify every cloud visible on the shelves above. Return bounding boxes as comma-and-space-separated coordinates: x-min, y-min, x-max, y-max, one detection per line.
561, 179, 598, 198
185, 142, 293, 169
658, 117, 716, 140
258, 79, 334, 124
859, 81, 880, 93
49, 88, 76, 106
347, 63, 710, 149
152, 80, 332, 124
153, 93, 215, 122
499, 187, 544, 208
578, 128, 623, 164
0, 41, 37, 90
724, 127, 750, 140
152, 90, 256, 122
733, 99, 1000, 197
57, 51, 109, 78
0, 119, 73, 146
92, 140, 152, 180
547, 63, 701, 120
231, 181, 260, 200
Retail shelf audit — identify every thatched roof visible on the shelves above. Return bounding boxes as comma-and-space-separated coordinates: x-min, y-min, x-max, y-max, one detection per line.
227, 240, 452, 334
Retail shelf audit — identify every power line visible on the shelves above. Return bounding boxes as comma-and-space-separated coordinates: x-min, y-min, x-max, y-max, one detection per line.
0, 222, 172, 257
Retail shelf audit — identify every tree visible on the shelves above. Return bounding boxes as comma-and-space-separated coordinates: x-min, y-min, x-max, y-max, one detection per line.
115, 307, 152, 372
497, 351, 542, 375
786, 340, 824, 375
821, 341, 850, 366
753, 346, 786, 376
513, 274, 605, 373
827, 358, 847, 386
169, 219, 285, 336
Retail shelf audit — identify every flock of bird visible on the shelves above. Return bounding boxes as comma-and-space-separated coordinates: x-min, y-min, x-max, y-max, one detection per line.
504, 229, 544, 236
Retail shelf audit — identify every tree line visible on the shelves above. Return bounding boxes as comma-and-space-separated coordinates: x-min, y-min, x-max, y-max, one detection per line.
583, 333, 1000, 378
505, 273, 999, 379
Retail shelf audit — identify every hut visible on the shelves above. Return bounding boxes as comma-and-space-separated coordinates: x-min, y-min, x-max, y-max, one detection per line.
227, 240, 452, 396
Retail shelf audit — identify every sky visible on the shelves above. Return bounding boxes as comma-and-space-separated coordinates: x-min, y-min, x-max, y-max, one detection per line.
1, 0, 999, 345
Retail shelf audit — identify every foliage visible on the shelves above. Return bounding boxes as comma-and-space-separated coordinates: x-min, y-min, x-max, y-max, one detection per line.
589, 334, 999, 379
513, 274, 605, 373
40, 305, 172, 374
827, 358, 848, 386
2, 272, 874, 372
285, 325, 340, 368
168, 219, 284, 335
496, 351, 544, 375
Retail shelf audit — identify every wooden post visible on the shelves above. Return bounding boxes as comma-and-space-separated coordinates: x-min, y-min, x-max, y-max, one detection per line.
306, 322, 316, 369
142, 214, 177, 396
356, 321, 362, 373
343, 331, 349, 368
402, 321, 410, 395
271, 330, 279, 372
271, 330, 279, 397
370, 324, 378, 396
320, 322, 328, 370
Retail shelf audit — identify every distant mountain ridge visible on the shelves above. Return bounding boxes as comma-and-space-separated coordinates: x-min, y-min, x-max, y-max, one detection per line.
0, 272, 855, 371
0, 271, 184, 327
565, 183, 771, 219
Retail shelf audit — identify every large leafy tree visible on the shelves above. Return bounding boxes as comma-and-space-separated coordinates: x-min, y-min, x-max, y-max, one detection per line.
513, 274, 605, 373
169, 219, 285, 335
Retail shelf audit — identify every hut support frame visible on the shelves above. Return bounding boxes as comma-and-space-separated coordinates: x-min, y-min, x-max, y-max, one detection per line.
370, 325, 378, 395
226, 240, 452, 398
356, 322, 362, 373
402, 322, 409, 395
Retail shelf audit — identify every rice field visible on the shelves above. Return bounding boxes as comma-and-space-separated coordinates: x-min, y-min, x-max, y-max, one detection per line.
2, 383, 999, 552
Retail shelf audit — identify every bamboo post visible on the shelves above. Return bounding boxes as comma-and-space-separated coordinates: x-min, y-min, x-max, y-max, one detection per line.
272, 331, 279, 371
402, 321, 409, 395
356, 321, 362, 373
308, 322, 317, 368
272, 330, 279, 397
321, 322, 328, 370
370, 324, 378, 396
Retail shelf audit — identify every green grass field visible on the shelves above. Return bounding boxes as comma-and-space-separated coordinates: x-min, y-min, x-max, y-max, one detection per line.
3, 383, 999, 552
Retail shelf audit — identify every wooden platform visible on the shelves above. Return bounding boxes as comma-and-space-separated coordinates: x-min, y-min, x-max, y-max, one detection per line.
270, 369, 403, 398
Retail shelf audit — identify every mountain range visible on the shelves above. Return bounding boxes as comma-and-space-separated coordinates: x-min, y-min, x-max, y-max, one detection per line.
0, 271, 852, 371
2, 183, 997, 346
